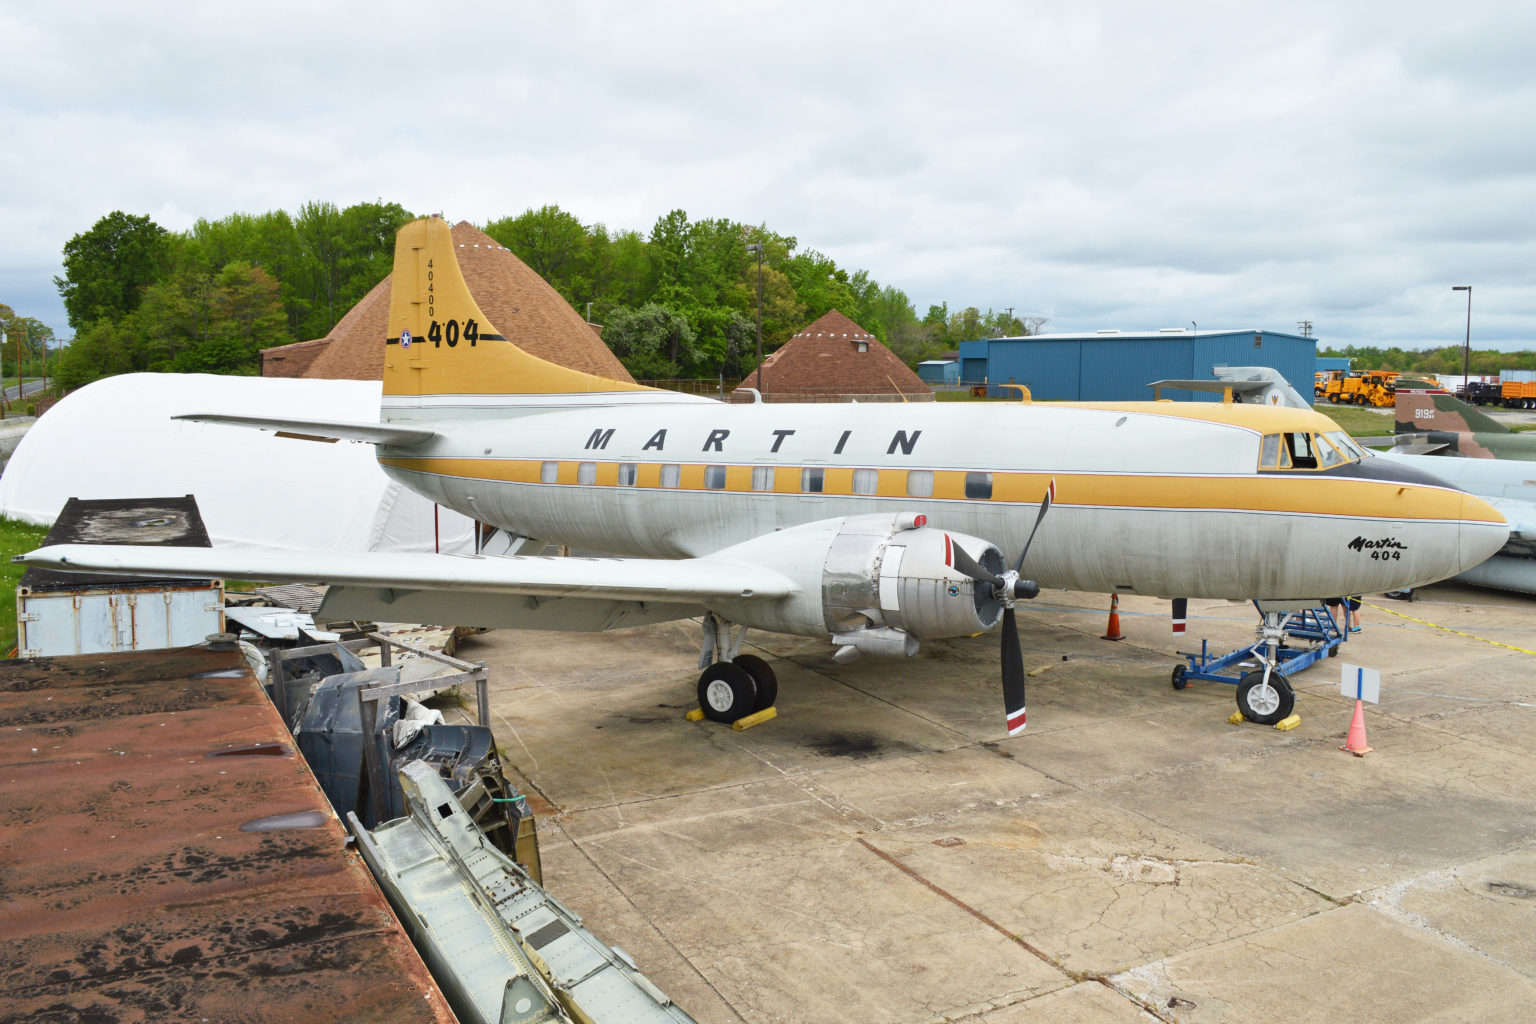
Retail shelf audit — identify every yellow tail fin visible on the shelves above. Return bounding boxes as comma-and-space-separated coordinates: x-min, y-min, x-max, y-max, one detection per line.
383, 217, 654, 399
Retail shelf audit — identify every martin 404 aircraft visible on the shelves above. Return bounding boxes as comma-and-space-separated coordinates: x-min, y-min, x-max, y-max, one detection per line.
21, 218, 1509, 733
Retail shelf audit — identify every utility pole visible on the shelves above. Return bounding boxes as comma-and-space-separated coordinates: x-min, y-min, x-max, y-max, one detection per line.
1297, 320, 1313, 338
1453, 286, 1472, 382
745, 242, 765, 392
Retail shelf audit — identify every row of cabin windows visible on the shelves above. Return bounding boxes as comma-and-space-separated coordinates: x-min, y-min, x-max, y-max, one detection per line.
539, 461, 995, 499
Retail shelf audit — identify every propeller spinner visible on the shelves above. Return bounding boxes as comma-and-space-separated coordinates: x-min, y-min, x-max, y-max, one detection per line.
950, 481, 1054, 736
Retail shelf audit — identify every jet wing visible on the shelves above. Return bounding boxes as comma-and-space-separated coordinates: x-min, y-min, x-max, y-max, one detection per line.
174, 413, 435, 446
17, 544, 797, 604
1482, 498, 1536, 559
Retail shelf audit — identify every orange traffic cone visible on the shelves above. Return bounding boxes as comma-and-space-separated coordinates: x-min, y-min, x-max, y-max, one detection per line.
1102, 594, 1125, 641
1341, 699, 1373, 756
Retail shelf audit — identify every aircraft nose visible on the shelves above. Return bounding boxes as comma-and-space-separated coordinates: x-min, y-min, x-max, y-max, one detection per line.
1459, 491, 1509, 571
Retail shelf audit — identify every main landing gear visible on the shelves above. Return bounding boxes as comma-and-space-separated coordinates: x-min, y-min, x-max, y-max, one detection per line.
696, 614, 778, 724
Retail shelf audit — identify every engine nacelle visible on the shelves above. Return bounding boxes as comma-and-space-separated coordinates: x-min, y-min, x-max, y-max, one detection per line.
707, 513, 1005, 652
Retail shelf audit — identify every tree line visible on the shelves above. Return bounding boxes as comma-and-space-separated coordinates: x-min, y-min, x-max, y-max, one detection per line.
45, 202, 1040, 391
1317, 344, 1536, 377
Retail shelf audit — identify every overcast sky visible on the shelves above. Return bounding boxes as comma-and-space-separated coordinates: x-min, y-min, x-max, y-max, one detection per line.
3, 1, 1532, 352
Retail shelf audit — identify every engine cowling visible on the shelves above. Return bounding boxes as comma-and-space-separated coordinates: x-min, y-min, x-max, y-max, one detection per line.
706, 513, 1005, 654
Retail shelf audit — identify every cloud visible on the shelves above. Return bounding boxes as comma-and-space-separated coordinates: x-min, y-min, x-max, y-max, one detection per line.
3, 0, 1533, 351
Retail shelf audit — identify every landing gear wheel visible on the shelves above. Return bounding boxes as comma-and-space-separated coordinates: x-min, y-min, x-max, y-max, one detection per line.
1171, 664, 1189, 690
732, 654, 778, 711
1236, 670, 1295, 725
697, 662, 757, 723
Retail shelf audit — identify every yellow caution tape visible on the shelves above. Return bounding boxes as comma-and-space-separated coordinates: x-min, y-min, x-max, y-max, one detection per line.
1364, 601, 1536, 656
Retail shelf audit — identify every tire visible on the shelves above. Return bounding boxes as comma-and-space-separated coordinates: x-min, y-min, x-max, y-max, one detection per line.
697, 662, 757, 723
1236, 670, 1295, 725
1328, 394, 1339, 403
732, 654, 778, 711
1171, 664, 1189, 690
1354, 394, 1367, 405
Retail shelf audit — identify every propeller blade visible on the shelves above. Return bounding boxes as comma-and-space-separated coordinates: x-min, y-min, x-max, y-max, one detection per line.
1001, 606, 1026, 735
1012, 479, 1056, 575
950, 539, 1003, 588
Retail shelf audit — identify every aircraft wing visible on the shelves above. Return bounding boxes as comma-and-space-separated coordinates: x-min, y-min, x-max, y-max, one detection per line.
174, 413, 435, 446
1482, 498, 1536, 559
17, 544, 797, 604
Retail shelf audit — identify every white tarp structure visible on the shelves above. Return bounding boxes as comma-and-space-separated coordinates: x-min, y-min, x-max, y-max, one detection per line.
0, 373, 475, 553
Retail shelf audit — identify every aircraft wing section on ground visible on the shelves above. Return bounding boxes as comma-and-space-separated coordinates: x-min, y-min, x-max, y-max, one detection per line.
173, 413, 436, 447
18, 544, 797, 604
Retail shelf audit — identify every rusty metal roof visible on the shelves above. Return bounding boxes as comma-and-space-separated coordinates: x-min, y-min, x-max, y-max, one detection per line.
0, 646, 458, 1024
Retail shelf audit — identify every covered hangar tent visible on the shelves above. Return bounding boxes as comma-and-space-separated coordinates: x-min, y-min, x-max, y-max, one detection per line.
0, 373, 475, 553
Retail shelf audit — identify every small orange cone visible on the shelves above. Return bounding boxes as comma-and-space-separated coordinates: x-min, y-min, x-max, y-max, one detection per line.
1102, 594, 1125, 641
1341, 699, 1373, 756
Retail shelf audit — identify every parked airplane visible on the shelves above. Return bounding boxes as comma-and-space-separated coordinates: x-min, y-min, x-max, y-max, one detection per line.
1390, 380, 1536, 459
1368, 380, 1536, 594
19, 219, 1509, 732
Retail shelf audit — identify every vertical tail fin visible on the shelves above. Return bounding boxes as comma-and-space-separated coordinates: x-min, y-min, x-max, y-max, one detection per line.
382, 217, 653, 403
1394, 378, 1509, 434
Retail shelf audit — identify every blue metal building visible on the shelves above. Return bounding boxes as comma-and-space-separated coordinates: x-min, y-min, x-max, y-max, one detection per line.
917, 359, 960, 386
958, 329, 1317, 402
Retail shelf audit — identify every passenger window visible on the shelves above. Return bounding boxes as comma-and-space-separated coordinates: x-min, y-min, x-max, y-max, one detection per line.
965, 471, 994, 499
751, 465, 775, 491
801, 467, 824, 493
852, 468, 879, 495
906, 469, 934, 497
705, 465, 727, 490
577, 462, 596, 484
1284, 433, 1317, 469
540, 461, 559, 483
660, 464, 681, 488
617, 462, 637, 486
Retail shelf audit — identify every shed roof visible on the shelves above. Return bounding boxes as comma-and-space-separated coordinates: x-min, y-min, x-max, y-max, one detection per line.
274, 221, 634, 383
747, 310, 930, 397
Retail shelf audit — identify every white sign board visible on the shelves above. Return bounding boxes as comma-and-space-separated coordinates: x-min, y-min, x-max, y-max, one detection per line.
1339, 663, 1381, 704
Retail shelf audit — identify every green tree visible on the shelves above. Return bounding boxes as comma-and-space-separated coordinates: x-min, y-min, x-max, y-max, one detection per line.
485, 205, 593, 306
602, 304, 697, 379
54, 211, 170, 329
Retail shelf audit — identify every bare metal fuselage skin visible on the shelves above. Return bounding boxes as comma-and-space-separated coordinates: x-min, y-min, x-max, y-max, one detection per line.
377, 395, 1506, 604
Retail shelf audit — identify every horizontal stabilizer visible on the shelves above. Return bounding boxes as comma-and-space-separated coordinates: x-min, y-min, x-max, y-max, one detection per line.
173, 413, 435, 446
18, 544, 798, 605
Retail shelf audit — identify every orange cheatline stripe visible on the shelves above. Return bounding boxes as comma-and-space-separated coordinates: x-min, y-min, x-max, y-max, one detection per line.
377, 457, 1497, 524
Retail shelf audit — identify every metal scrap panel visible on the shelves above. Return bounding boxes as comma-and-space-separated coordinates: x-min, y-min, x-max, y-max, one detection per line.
0, 646, 457, 1024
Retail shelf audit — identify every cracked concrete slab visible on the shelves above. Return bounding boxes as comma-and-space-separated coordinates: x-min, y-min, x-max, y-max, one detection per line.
457, 580, 1536, 1023
1110, 903, 1536, 1024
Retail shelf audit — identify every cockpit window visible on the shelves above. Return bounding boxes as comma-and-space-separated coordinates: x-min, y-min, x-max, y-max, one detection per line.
1259, 430, 1366, 471
1284, 432, 1317, 469
1325, 430, 1369, 461
1315, 436, 1345, 468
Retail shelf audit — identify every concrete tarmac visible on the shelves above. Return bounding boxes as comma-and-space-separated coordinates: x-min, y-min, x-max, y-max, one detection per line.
453, 584, 1536, 1023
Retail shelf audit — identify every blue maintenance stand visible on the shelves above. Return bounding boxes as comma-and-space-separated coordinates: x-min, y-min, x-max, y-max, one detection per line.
1171, 603, 1347, 691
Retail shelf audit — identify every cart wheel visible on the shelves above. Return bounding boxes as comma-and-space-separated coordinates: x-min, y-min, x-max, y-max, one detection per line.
1171, 665, 1189, 690
1236, 670, 1295, 725
1328, 645, 1339, 657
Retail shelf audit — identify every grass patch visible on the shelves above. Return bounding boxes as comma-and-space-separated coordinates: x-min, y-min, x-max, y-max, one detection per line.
1312, 402, 1395, 435
0, 517, 50, 654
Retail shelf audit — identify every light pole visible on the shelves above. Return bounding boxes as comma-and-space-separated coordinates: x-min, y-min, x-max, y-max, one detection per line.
1452, 285, 1472, 384
745, 243, 765, 392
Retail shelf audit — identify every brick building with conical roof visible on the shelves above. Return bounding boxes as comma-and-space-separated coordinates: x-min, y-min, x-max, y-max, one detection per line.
740, 310, 931, 402
262, 221, 633, 383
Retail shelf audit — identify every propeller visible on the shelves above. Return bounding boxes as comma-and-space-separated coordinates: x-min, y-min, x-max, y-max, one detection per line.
950, 481, 1054, 736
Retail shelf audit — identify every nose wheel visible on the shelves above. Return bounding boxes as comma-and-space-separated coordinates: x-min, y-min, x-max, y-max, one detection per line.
1236, 669, 1295, 725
